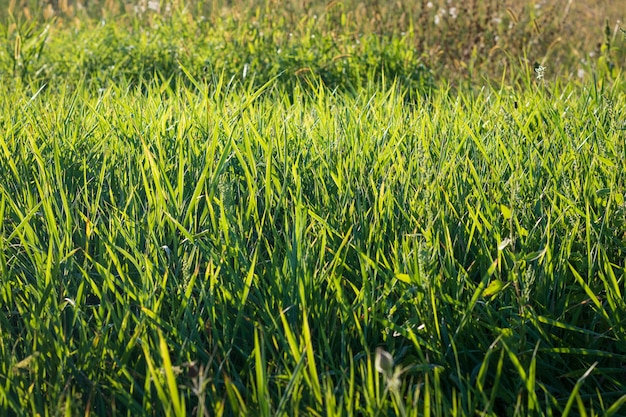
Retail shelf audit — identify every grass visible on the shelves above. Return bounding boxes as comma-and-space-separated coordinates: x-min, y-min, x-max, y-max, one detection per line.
2, 0, 626, 83
1, 1, 626, 416
2, 0, 625, 87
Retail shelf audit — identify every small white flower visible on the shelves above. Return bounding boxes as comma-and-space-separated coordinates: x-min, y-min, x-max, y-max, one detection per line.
449, 7, 458, 19
535, 64, 546, 80
426, 1, 433, 8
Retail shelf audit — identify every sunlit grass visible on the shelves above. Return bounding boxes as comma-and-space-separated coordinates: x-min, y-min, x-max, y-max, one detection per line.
1, 3, 626, 414
1, 68, 624, 415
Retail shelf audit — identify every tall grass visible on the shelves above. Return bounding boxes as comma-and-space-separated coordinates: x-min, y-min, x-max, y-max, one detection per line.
1, 62, 625, 415
1, 1, 626, 416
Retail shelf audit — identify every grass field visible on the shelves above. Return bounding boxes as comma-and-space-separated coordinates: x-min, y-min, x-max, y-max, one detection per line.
1, 1, 626, 416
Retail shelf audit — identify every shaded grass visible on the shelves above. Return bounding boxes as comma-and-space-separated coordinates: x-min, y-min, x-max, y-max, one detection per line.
0, 10, 434, 99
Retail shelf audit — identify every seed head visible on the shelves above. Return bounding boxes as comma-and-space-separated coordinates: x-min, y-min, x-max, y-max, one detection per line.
375, 347, 394, 378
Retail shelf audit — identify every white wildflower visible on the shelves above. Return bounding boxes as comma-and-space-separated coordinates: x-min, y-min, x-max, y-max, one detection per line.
535, 64, 546, 80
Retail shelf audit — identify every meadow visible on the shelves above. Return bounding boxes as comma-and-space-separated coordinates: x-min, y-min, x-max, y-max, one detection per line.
1, 0, 626, 415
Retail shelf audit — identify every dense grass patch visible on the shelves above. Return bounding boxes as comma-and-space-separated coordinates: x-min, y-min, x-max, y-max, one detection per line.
1, 1, 626, 416
0, 7, 433, 96
1, 71, 625, 415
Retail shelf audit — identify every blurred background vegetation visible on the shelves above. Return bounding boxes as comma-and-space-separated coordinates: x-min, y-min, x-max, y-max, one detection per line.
0, 0, 624, 90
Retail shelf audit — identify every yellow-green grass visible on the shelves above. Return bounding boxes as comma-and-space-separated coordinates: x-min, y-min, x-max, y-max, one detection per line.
1, 3, 626, 416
